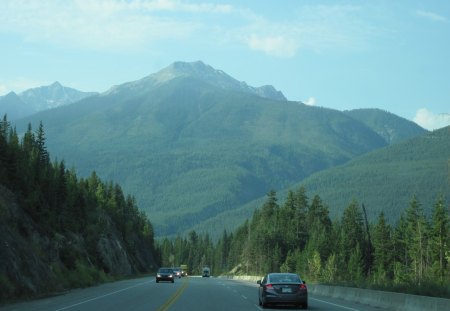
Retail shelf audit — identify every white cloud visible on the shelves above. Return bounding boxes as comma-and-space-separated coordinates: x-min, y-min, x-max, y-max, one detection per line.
304, 97, 316, 106
413, 108, 450, 130
246, 34, 298, 58
238, 4, 376, 58
0, 1, 378, 57
76, 0, 233, 14
0, 0, 232, 51
416, 10, 448, 23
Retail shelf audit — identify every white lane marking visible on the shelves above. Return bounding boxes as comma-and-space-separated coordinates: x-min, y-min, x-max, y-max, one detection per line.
254, 304, 262, 310
54, 280, 152, 311
241, 295, 247, 299
311, 297, 361, 311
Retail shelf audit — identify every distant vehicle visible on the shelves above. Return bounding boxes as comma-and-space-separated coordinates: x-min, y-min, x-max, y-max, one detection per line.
202, 266, 210, 277
257, 273, 308, 309
180, 264, 188, 276
156, 268, 175, 283
172, 267, 182, 278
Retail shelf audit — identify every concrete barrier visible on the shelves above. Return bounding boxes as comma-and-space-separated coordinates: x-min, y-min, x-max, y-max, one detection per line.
220, 276, 450, 310
218, 275, 262, 282
308, 284, 450, 311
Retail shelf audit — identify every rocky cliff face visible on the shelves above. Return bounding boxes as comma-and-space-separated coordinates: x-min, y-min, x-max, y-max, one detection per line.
0, 185, 157, 301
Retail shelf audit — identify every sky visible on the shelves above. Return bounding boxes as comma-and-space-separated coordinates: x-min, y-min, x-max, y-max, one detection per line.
1, 0, 449, 130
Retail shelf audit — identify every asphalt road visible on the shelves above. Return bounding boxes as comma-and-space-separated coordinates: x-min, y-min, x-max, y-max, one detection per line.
0, 276, 387, 311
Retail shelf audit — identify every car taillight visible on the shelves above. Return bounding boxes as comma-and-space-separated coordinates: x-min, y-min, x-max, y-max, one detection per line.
265, 284, 273, 289
299, 284, 307, 290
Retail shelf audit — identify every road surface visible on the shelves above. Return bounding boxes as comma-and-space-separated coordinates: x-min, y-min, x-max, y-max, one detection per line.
0, 276, 387, 311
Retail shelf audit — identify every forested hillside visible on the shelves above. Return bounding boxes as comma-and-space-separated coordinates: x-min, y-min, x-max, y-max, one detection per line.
297, 125, 450, 221
0, 116, 157, 302
13, 61, 425, 237
191, 126, 449, 238
159, 188, 450, 297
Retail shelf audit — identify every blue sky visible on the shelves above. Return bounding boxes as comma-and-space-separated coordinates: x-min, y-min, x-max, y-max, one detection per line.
1, 0, 449, 130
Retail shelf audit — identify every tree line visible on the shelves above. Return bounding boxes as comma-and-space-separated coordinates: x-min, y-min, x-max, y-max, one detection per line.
158, 187, 449, 297
1, 115, 448, 298
0, 116, 156, 299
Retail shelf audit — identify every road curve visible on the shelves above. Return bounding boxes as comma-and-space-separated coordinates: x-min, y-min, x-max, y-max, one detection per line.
0, 276, 387, 311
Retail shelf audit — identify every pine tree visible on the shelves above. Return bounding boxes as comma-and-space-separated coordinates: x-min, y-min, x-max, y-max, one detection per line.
405, 196, 429, 283
372, 212, 393, 283
339, 200, 365, 280
430, 197, 449, 282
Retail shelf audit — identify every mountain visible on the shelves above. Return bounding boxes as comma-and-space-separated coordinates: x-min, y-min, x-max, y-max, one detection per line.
295, 125, 450, 221
0, 82, 97, 120
192, 126, 448, 237
0, 92, 29, 120
344, 108, 427, 144
106, 61, 287, 101
13, 61, 426, 237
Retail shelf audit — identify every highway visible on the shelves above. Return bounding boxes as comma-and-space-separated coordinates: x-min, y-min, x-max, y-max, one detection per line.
0, 276, 387, 311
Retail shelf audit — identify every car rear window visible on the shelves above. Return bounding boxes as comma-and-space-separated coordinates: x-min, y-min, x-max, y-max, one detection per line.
270, 274, 300, 283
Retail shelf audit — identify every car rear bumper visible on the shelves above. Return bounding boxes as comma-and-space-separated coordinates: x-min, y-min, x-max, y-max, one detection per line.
263, 293, 307, 305
156, 277, 174, 282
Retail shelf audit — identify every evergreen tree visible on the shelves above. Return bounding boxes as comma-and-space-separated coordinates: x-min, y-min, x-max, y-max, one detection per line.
430, 197, 449, 282
306, 195, 332, 260
339, 200, 365, 279
372, 212, 393, 283
405, 196, 428, 283
392, 215, 409, 284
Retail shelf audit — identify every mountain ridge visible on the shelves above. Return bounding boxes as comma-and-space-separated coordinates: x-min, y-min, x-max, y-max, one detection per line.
0, 82, 97, 120
105, 61, 287, 101
191, 126, 449, 238
11, 61, 428, 237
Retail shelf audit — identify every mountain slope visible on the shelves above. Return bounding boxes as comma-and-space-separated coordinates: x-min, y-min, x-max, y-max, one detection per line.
297, 125, 450, 221
13, 61, 425, 237
0, 92, 28, 120
344, 108, 427, 144
193, 127, 449, 238
0, 82, 97, 120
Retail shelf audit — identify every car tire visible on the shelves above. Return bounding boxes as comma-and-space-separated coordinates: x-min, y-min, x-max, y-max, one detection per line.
303, 302, 308, 309
156, 280, 159, 283
172, 280, 174, 283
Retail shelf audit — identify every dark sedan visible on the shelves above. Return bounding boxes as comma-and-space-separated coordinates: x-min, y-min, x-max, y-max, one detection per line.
257, 273, 308, 309
156, 268, 175, 283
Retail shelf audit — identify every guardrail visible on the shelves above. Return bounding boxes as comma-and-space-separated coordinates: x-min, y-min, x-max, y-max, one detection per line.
220, 275, 450, 310
308, 284, 450, 311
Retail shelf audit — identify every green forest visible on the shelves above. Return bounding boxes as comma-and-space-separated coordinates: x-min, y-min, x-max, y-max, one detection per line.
1, 115, 449, 301
0, 116, 156, 300
158, 187, 450, 298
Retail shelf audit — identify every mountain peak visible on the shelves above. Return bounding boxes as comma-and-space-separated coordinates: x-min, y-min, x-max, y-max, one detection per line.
170, 60, 210, 72
154, 60, 228, 84
3, 91, 19, 99
110, 61, 287, 101
49, 81, 63, 88
0, 82, 97, 120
